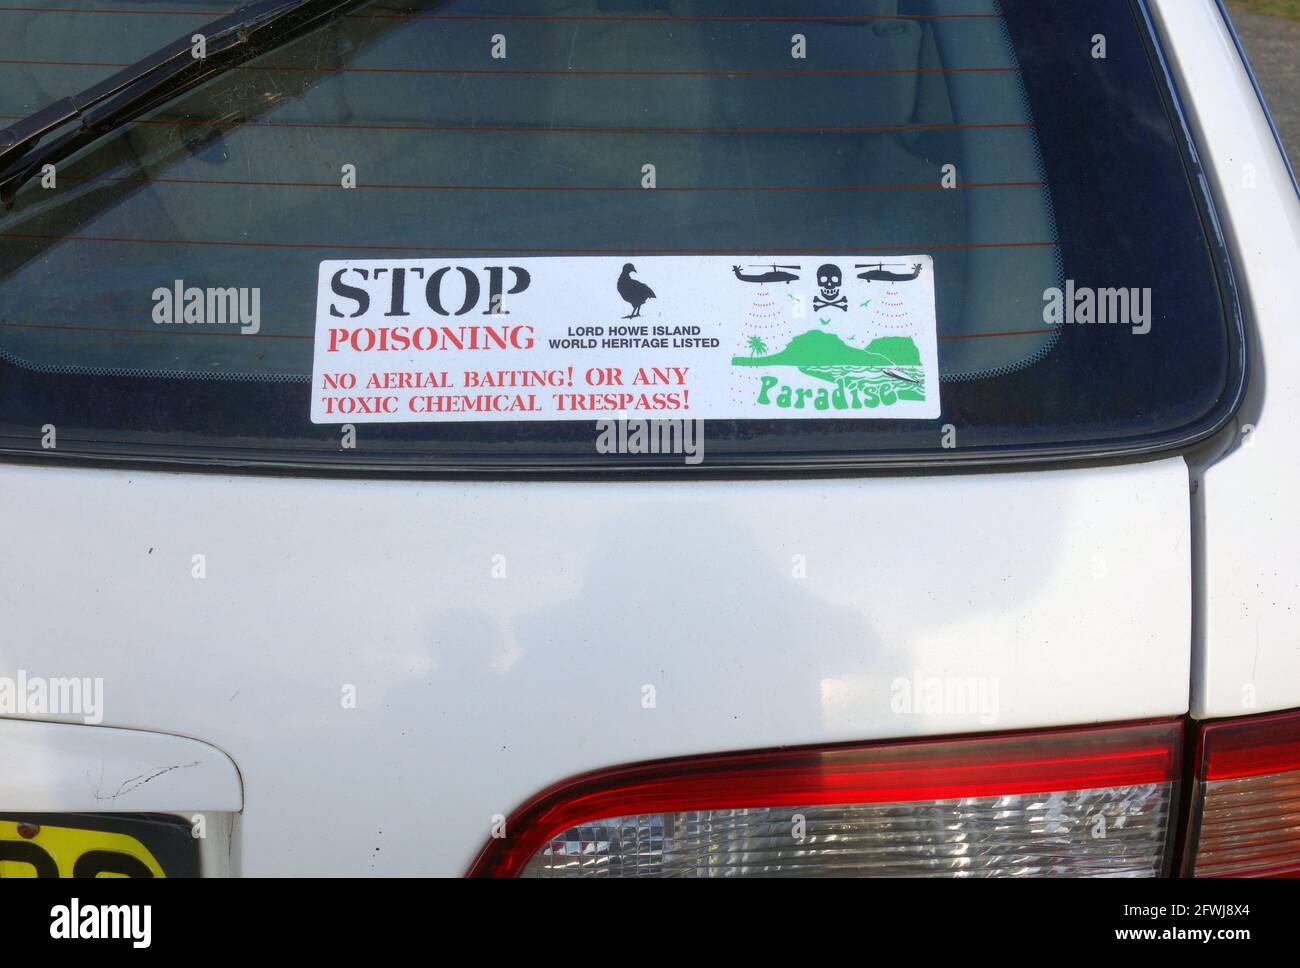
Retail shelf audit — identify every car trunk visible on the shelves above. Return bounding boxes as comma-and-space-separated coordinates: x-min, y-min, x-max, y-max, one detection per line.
0, 456, 1192, 874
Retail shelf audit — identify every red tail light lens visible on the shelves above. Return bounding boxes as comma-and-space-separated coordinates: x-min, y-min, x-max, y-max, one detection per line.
1184, 707, 1300, 877
469, 720, 1182, 878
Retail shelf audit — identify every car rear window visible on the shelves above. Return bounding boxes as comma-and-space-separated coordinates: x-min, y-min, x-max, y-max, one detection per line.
0, 0, 1244, 471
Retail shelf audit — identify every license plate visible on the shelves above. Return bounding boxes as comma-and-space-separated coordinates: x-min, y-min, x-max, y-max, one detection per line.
0, 814, 199, 877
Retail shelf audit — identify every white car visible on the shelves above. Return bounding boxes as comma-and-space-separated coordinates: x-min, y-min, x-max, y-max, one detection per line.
0, 0, 1297, 879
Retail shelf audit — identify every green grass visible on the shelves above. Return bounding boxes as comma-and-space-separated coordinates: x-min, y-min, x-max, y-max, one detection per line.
1228, 0, 1300, 20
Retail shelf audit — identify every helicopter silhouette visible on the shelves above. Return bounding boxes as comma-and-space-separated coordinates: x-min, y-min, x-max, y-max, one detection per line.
855, 262, 924, 283
732, 264, 801, 284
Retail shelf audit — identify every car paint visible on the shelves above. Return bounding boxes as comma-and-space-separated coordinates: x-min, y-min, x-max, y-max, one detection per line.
1146, 0, 1300, 720
0, 459, 1191, 875
0, 719, 241, 814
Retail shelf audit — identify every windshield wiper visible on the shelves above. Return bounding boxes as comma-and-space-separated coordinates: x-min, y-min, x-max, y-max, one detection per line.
0, 0, 366, 207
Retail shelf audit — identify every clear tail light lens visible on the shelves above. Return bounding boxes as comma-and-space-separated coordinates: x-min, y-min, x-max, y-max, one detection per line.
1184, 708, 1300, 877
470, 720, 1182, 878
518, 789, 1173, 878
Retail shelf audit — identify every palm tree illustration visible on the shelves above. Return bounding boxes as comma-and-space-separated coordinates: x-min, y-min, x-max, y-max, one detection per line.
747, 336, 768, 357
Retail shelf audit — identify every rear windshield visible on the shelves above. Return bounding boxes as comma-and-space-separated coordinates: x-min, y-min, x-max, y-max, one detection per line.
0, 0, 1243, 470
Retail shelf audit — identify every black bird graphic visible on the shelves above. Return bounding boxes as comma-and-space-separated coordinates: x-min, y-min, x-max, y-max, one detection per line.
617, 263, 656, 318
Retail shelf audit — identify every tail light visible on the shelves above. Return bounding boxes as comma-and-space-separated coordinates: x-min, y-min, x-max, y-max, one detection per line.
1183, 707, 1300, 877
470, 720, 1182, 878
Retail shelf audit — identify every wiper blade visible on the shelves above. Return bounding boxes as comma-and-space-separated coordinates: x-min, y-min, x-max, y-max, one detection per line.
0, 0, 365, 207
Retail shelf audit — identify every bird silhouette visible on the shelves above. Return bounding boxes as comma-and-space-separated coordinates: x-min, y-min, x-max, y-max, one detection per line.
617, 263, 656, 318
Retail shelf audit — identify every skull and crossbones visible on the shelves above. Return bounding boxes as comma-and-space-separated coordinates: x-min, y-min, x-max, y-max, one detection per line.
813, 264, 848, 312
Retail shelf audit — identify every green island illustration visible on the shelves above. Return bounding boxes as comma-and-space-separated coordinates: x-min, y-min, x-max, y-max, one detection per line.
733, 329, 925, 410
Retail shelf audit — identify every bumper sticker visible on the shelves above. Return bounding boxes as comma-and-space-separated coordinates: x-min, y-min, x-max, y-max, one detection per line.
311, 254, 939, 423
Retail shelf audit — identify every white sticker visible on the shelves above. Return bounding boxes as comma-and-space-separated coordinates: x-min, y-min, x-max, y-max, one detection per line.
310, 255, 939, 423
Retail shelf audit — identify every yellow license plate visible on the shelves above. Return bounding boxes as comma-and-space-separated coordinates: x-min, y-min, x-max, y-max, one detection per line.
0, 814, 199, 878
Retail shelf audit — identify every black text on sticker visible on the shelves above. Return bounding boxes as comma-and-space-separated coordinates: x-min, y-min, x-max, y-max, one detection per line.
329, 265, 532, 318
